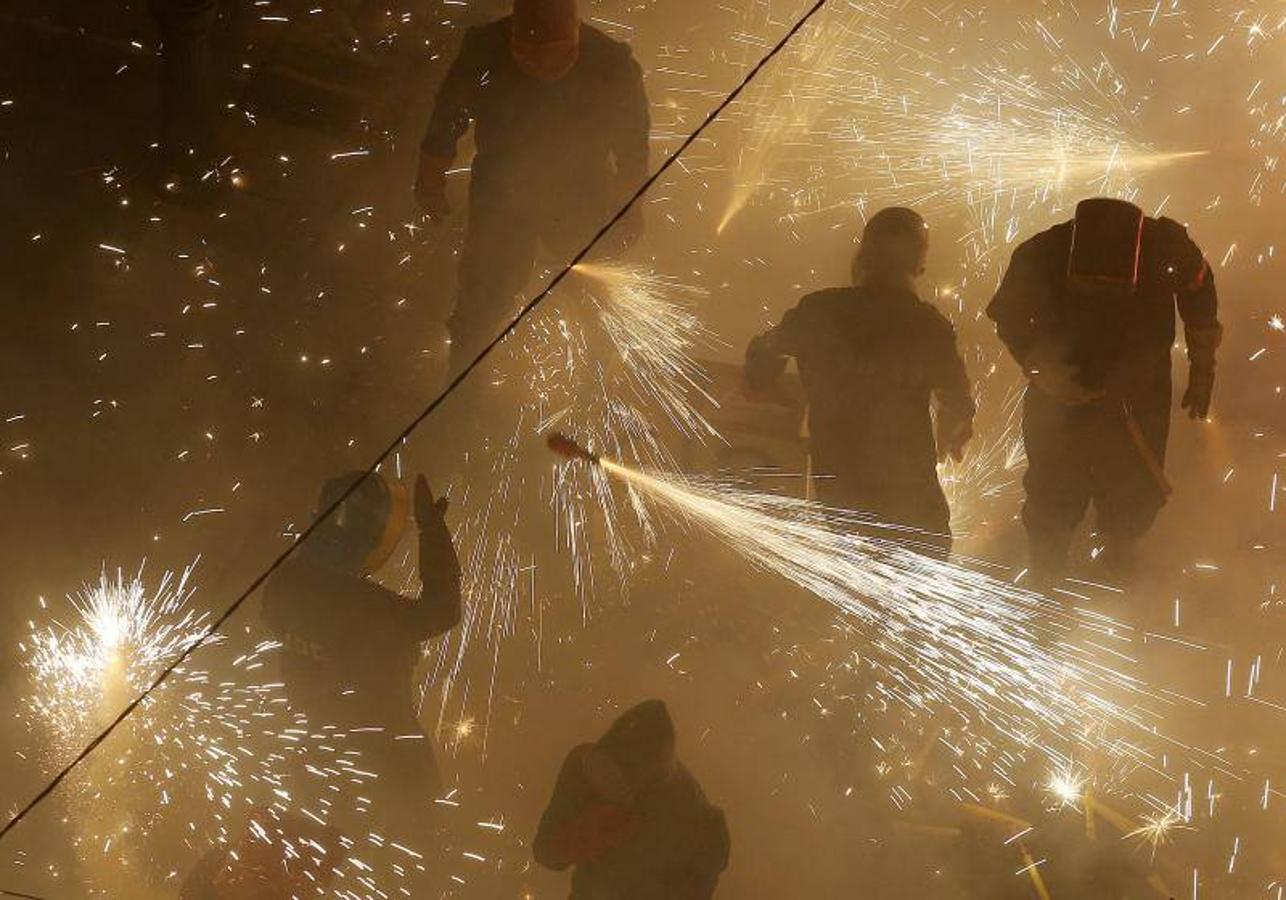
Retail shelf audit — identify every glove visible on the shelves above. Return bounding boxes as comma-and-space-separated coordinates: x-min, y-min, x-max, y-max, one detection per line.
414, 475, 456, 572
936, 417, 973, 463
1181, 367, 1215, 420
556, 803, 640, 864
743, 333, 788, 399
414, 155, 453, 222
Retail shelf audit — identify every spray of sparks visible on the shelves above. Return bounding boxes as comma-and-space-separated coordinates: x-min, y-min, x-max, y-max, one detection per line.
16, 565, 521, 897
588, 458, 1250, 801
416, 262, 720, 743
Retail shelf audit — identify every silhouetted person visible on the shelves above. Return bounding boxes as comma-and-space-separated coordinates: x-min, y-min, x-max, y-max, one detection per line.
744, 207, 975, 553
987, 197, 1221, 578
261, 471, 461, 827
534, 700, 730, 899
416, 0, 650, 373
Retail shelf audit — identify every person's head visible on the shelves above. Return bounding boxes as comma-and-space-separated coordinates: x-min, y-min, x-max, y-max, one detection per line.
851, 206, 929, 287
588, 700, 677, 801
1068, 197, 1144, 303
305, 471, 409, 576
511, 0, 580, 81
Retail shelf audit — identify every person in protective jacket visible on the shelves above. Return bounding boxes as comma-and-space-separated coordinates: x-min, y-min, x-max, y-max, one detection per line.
986, 197, 1222, 578
533, 700, 730, 900
744, 207, 975, 553
261, 470, 461, 826
416, 0, 651, 372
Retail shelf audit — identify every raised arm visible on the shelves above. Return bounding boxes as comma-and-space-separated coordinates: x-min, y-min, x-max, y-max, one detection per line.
409, 475, 462, 639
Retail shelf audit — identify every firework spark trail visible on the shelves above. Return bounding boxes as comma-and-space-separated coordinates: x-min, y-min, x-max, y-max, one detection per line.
587, 457, 1240, 791
416, 264, 721, 738
716, 2, 1206, 272
940, 383, 1027, 536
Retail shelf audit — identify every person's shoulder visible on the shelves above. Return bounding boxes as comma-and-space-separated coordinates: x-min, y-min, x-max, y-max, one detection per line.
1147, 215, 1199, 250
462, 17, 510, 51
912, 297, 957, 334
796, 286, 853, 313
582, 25, 641, 69
1022, 219, 1073, 254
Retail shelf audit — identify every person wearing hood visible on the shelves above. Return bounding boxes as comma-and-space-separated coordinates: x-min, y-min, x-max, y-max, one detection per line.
986, 198, 1222, 579
744, 207, 975, 554
533, 700, 730, 899
417, 0, 651, 373
261, 471, 461, 827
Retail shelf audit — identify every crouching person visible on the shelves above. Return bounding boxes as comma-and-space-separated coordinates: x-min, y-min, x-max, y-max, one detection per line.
534, 700, 730, 898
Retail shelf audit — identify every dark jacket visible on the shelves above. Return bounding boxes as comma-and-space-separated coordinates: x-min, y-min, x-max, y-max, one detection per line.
747, 283, 974, 522
986, 216, 1220, 404
534, 745, 730, 900
421, 18, 650, 198
261, 551, 460, 730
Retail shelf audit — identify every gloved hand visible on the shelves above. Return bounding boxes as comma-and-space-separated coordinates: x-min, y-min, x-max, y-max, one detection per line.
556, 803, 640, 864
1181, 367, 1215, 420
415, 475, 455, 571
743, 333, 788, 400
936, 417, 973, 463
415, 155, 453, 222
1025, 342, 1104, 406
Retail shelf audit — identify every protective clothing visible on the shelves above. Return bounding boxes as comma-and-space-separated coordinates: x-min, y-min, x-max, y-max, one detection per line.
987, 199, 1221, 574
746, 282, 975, 550
534, 701, 730, 900
262, 474, 461, 825
420, 15, 650, 369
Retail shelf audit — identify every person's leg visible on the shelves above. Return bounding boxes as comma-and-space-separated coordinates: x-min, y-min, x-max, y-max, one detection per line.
1092, 394, 1172, 571
1021, 391, 1093, 580
449, 184, 541, 377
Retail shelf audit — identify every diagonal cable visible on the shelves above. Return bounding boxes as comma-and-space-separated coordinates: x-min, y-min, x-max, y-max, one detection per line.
0, 0, 831, 850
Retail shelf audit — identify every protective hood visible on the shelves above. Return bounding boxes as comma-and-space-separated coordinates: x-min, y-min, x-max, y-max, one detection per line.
307, 471, 409, 575
597, 699, 676, 782
853, 206, 929, 283
511, 0, 581, 81
1068, 197, 1144, 297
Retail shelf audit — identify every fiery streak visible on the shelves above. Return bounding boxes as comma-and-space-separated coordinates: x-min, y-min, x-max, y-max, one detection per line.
588, 458, 1239, 795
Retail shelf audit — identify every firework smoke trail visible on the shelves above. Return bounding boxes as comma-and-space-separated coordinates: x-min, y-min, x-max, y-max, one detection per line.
416, 264, 721, 742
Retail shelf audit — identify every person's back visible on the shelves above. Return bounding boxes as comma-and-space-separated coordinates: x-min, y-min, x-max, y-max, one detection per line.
262, 555, 429, 730
261, 472, 461, 823
782, 284, 966, 510
745, 207, 974, 543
